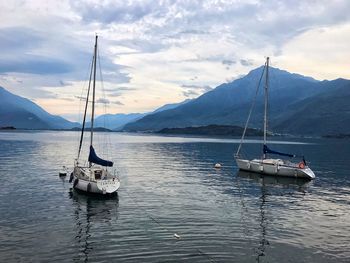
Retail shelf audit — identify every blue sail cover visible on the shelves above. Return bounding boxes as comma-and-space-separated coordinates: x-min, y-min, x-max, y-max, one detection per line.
263, 145, 295, 158
88, 146, 113, 167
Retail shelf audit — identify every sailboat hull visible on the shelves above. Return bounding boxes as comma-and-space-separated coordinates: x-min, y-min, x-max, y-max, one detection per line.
73, 178, 120, 194
73, 166, 120, 194
235, 158, 315, 180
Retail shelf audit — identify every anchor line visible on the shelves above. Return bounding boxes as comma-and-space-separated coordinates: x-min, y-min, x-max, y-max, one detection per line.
123, 189, 217, 263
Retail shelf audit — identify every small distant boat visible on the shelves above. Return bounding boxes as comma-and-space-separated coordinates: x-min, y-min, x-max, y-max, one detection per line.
71, 35, 120, 194
234, 57, 315, 180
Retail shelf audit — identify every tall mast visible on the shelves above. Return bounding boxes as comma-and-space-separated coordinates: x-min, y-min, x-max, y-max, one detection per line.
263, 57, 269, 158
90, 35, 98, 148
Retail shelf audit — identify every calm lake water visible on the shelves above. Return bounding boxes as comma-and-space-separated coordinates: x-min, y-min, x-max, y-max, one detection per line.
0, 131, 349, 262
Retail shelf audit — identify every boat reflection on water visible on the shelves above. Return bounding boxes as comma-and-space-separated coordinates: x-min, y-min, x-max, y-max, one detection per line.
236, 170, 311, 262
69, 189, 119, 262
237, 170, 312, 190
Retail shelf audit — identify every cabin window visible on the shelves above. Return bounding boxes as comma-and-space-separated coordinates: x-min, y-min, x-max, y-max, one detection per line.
94, 171, 102, 180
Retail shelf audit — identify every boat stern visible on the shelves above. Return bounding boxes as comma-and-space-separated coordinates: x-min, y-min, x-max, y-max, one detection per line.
97, 178, 120, 194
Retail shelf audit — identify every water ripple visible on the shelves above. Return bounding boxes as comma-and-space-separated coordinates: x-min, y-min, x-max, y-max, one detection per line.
0, 132, 349, 262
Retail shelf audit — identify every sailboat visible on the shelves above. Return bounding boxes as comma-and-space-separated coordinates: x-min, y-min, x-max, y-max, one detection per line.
71, 35, 120, 194
234, 57, 315, 180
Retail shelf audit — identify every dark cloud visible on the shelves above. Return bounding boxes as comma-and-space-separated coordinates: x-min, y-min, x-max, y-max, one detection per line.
60, 97, 74, 101
101, 71, 132, 84
0, 27, 73, 75
240, 59, 254, 67
179, 55, 237, 65
108, 91, 123, 97
181, 84, 212, 92
59, 80, 71, 86
0, 27, 43, 53
95, 98, 123, 106
0, 56, 73, 75
222, 59, 236, 66
183, 90, 198, 98
104, 86, 136, 97
181, 84, 199, 89
75, 95, 86, 100
118, 87, 136, 91
166, 29, 209, 39
181, 83, 212, 98
0, 26, 131, 84
104, 86, 135, 92
179, 29, 208, 35
4, 59, 56, 78
111, 100, 124, 105
96, 98, 110, 104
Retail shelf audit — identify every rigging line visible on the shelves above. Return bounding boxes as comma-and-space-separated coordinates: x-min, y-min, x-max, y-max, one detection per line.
76, 54, 94, 156
235, 63, 267, 157
78, 54, 95, 160
97, 46, 111, 160
123, 189, 217, 263
98, 48, 107, 156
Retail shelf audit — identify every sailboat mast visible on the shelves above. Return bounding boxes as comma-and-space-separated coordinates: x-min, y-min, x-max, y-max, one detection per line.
263, 57, 269, 158
90, 35, 98, 147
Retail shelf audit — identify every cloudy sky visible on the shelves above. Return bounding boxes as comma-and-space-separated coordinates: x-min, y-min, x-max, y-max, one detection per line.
1, 0, 349, 121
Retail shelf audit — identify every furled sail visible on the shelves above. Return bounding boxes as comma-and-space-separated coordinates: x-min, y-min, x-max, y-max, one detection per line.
263, 145, 295, 158
88, 146, 113, 167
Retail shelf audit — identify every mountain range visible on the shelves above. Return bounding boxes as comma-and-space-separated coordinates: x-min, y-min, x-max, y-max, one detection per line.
123, 67, 350, 136
89, 99, 192, 130
0, 86, 79, 129
1, 66, 349, 136
0, 86, 191, 130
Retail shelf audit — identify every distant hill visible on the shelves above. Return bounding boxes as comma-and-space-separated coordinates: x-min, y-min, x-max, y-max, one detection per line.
70, 127, 112, 132
123, 67, 350, 136
92, 99, 192, 130
0, 86, 79, 129
86, 113, 146, 130
158, 125, 263, 137
0, 85, 191, 130
0, 126, 16, 130
152, 99, 192, 114
274, 79, 350, 135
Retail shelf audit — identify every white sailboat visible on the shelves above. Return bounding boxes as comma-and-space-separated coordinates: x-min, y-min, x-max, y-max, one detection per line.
234, 57, 315, 180
70, 35, 120, 194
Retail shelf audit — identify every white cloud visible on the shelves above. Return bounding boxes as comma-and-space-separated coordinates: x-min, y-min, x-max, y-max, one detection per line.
275, 23, 350, 80
0, 0, 349, 120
